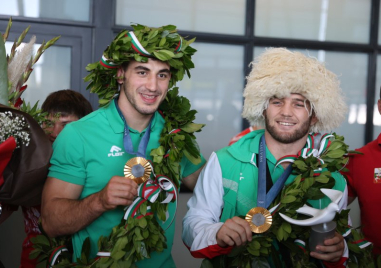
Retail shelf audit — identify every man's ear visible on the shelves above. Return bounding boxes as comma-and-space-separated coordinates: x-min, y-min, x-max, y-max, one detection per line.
310, 114, 318, 126
116, 68, 125, 84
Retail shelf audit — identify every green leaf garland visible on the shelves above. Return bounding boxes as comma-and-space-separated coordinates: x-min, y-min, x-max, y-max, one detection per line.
31, 88, 204, 267
202, 133, 375, 267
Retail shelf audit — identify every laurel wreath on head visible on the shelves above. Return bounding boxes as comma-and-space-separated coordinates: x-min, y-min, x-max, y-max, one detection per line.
31, 25, 205, 267
201, 134, 375, 268
84, 24, 196, 107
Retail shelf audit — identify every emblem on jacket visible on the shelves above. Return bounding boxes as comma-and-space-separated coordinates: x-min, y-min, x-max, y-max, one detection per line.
108, 145, 125, 157
374, 168, 381, 183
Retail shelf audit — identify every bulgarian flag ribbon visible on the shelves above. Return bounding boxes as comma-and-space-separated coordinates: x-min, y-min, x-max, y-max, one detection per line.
275, 154, 298, 168
99, 55, 119, 69
123, 176, 177, 223
351, 238, 372, 249
342, 226, 352, 238
48, 245, 68, 268
275, 133, 334, 174
127, 31, 152, 57
294, 239, 307, 253
174, 37, 182, 53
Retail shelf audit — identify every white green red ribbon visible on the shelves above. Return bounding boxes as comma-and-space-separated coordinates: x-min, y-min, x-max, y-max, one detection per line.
128, 31, 152, 57
294, 239, 307, 253
275, 154, 298, 167
163, 128, 182, 158
175, 37, 182, 53
342, 227, 351, 238
100, 55, 119, 69
48, 245, 68, 268
96, 251, 111, 257
123, 176, 177, 228
275, 133, 333, 176
351, 238, 372, 249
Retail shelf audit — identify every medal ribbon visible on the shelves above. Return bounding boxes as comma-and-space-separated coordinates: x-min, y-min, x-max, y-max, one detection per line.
262, 133, 334, 210
97, 176, 177, 258
114, 99, 152, 158
123, 176, 177, 225
258, 135, 293, 209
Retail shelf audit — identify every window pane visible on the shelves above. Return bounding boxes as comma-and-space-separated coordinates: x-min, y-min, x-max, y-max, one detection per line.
253, 47, 367, 150
373, 56, 381, 138
177, 43, 244, 158
379, 4, 381, 44
5, 42, 71, 106
255, 0, 371, 43
0, 0, 90, 22
115, 0, 246, 35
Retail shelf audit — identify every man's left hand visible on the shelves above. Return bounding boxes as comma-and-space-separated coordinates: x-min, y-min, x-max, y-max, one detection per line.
310, 232, 344, 262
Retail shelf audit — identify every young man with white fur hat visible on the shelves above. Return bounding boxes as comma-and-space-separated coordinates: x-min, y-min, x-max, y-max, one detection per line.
183, 48, 351, 267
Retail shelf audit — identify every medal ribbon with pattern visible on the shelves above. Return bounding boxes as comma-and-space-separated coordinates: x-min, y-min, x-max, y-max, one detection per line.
246, 133, 333, 233
114, 98, 154, 184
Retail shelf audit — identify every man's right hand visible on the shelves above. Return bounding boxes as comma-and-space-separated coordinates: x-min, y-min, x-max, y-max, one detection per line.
216, 216, 252, 247
97, 176, 138, 210
41, 176, 138, 237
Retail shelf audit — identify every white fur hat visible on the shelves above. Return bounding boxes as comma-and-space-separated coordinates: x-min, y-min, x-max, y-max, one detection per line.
242, 48, 347, 133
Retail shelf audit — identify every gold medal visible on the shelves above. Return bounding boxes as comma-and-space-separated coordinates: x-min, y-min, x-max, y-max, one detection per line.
124, 157, 152, 184
245, 207, 272, 233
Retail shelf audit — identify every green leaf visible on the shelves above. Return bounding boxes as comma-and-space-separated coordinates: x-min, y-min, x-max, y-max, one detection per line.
282, 222, 292, 233
138, 217, 148, 228
0, 38, 8, 106
29, 248, 42, 260
183, 149, 201, 165
277, 227, 284, 240
181, 123, 204, 133
281, 195, 296, 204
31, 235, 51, 247
324, 149, 346, 159
159, 37, 166, 47
152, 50, 173, 61
111, 250, 126, 260
315, 174, 329, 183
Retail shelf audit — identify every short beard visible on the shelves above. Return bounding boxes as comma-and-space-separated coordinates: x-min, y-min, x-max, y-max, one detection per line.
122, 78, 157, 116
265, 115, 312, 144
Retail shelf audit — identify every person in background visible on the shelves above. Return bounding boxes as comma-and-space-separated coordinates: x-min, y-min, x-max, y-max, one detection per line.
183, 48, 349, 267
41, 89, 93, 143
20, 89, 92, 268
342, 86, 381, 259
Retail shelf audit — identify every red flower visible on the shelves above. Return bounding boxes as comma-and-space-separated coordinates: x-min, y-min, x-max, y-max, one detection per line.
19, 85, 28, 92
0, 137, 17, 187
14, 98, 23, 108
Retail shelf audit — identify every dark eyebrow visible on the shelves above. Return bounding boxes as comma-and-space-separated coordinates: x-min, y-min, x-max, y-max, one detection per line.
134, 66, 150, 72
134, 65, 171, 74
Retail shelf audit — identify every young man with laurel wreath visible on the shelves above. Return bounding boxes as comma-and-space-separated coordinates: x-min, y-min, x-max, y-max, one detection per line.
182, 48, 351, 267
40, 24, 205, 267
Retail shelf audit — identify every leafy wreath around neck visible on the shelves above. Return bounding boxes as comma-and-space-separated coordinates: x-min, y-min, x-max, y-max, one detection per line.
201, 133, 375, 268
31, 87, 204, 267
30, 24, 204, 267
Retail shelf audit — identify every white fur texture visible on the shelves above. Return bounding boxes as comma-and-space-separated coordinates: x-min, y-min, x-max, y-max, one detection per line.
242, 48, 347, 133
